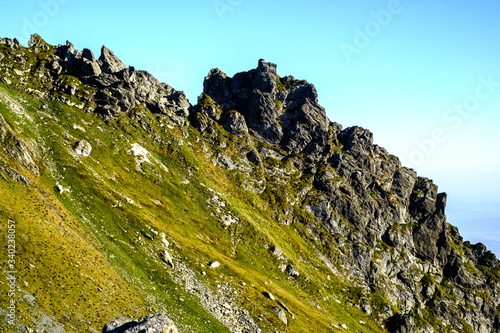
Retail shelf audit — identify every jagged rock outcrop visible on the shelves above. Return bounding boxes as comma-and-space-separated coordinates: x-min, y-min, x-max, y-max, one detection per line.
0, 34, 190, 119
99, 46, 126, 74
192, 59, 500, 332
199, 59, 330, 160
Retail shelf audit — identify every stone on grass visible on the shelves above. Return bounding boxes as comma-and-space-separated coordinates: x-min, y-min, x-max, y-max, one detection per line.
75, 140, 92, 156
209, 261, 220, 268
102, 313, 178, 333
262, 291, 275, 300
274, 307, 287, 325
161, 250, 174, 268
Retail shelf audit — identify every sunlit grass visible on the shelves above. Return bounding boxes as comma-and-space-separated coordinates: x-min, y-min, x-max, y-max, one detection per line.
0, 78, 387, 332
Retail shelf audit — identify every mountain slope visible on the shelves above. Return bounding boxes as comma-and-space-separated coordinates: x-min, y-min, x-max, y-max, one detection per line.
0, 34, 498, 333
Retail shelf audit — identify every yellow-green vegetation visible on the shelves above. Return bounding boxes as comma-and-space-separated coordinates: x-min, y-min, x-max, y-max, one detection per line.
420, 273, 435, 286
276, 76, 308, 92
0, 174, 147, 331
275, 99, 283, 110
478, 265, 500, 283
198, 93, 217, 107
0, 82, 387, 332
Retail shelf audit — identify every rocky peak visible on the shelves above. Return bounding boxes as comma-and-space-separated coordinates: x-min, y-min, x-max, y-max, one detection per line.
99, 45, 126, 74
254, 58, 278, 93
199, 59, 329, 157
0, 37, 21, 50
56, 40, 80, 63
0, 34, 191, 118
203, 68, 233, 109
28, 33, 50, 52
82, 48, 96, 61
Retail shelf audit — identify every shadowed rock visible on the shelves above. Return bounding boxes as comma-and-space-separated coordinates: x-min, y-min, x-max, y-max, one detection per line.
102, 314, 178, 333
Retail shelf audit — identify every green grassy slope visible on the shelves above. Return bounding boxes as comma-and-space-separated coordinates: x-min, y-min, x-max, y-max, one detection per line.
0, 81, 386, 332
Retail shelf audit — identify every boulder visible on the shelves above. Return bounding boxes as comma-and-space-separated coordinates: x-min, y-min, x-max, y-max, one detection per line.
209, 261, 220, 268
161, 250, 174, 268
56, 185, 65, 193
285, 265, 300, 278
270, 246, 284, 259
277, 301, 295, 319
262, 291, 275, 300
75, 140, 92, 156
102, 313, 178, 333
159, 233, 170, 248
274, 307, 287, 325
222, 110, 248, 133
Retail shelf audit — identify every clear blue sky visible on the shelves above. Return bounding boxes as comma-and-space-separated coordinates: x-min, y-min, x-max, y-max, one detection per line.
2, 0, 499, 255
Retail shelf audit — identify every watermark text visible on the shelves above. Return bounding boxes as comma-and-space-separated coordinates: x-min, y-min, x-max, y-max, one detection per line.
401, 75, 499, 168
9, 0, 70, 42
340, 0, 404, 64
213, 0, 243, 21
5, 219, 17, 325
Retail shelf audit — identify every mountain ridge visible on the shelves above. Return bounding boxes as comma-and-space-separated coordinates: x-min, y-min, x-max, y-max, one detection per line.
0, 34, 499, 333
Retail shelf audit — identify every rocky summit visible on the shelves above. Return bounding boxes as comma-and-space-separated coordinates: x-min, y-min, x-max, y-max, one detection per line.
0, 34, 498, 333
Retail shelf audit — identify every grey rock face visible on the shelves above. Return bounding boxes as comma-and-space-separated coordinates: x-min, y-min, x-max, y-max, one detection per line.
222, 110, 248, 133
102, 314, 178, 333
274, 307, 287, 325
57, 40, 81, 64
194, 59, 500, 332
0, 37, 20, 50
0, 158, 31, 186
198, 60, 329, 158
81, 48, 102, 77
12, 34, 193, 119
0, 113, 40, 174
95, 82, 136, 115
99, 46, 126, 74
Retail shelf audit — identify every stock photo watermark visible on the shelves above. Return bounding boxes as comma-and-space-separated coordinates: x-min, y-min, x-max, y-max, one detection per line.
9, 0, 70, 42
144, 64, 171, 85
340, 0, 405, 64
213, 0, 243, 21
401, 75, 500, 168
5, 219, 17, 326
